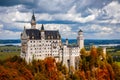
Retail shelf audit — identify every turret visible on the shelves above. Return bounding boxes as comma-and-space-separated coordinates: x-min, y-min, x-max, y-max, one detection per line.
21, 26, 28, 55
77, 29, 84, 50
31, 11, 36, 29
65, 38, 68, 45
21, 26, 28, 40
41, 24, 45, 40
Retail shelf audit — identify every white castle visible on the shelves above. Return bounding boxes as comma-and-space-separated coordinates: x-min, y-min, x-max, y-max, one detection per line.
20, 12, 84, 69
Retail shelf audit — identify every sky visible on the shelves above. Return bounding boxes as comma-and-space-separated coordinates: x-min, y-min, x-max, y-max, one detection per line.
0, 0, 120, 39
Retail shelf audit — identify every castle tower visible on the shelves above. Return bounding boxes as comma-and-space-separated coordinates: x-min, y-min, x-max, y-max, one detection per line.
103, 47, 106, 59
31, 11, 36, 29
21, 26, 28, 40
77, 29, 84, 50
20, 26, 28, 60
41, 24, 45, 40
65, 38, 68, 45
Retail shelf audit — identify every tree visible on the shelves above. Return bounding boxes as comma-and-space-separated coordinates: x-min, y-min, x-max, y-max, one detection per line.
44, 57, 58, 80
112, 63, 120, 80
80, 48, 87, 56
90, 46, 97, 58
97, 47, 103, 56
107, 54, 113, 64
106, 63, 115, 80
56, 62, 68, 75
89, 46, 98, 68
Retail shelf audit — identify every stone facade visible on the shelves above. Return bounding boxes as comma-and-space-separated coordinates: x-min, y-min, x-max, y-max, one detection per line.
20, 13, 84, 69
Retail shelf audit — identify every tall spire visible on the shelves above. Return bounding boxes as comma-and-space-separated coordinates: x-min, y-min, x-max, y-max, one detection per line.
31, 10, 36, 29
41, 24, 44, 31
79, 29, 83, 32
32, 11, 36, 21
21, 26, 28, 39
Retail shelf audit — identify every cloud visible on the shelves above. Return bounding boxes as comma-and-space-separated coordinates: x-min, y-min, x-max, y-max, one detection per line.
0, 0, 120, 39
35, 0, 75, 13
44, 24, 77, 39
41, 5, 97, 23
78, 24, 120, 39
0, 0, 33, 7
0, 24, 3, 29
102, 1, 120, 24
0, 24, 21, 39
80, 24, 113, 33
88, 1, 120, 24
0, 30, 21, 39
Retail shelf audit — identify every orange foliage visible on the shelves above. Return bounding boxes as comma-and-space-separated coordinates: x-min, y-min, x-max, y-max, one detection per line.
44, 57, 58, 80
0, 56, 34, 80
90, 46, 97, 58
0, 54, 117, 80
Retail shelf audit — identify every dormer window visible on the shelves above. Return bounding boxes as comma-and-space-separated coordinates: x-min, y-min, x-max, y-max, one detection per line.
57, 36, 59, 39
51, 36, 53, 39
48, 36, 50, 39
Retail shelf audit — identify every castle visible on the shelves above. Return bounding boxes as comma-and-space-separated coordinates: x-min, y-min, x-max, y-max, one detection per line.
20, 12, 84, 69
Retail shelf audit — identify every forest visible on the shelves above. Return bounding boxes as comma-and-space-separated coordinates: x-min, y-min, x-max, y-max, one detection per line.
0, 46, 120, 80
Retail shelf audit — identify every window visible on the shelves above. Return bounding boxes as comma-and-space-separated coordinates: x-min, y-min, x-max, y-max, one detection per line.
51, 36, 53, 39
57, 36, 59, 39
48, 36, 50, 39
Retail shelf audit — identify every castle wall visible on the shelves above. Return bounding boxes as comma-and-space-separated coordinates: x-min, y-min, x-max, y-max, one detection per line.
21, 39, 61, 63
20, 13, 84, 70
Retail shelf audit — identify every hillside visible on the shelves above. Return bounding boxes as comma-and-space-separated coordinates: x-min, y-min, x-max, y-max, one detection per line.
0, 47, 120, 80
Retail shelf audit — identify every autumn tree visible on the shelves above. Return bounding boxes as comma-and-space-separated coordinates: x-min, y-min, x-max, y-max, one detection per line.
56, 62, 68, 75
44, 57, 59, 80
89, 46, 98, 68
112, 63, 120, 80
80, 48, 87, 56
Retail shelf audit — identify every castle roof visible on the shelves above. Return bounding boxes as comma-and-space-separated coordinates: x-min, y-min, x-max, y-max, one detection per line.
45, 30, 61, 39
79, 29, 83, 32
41, 24, 44, 31
25, 29, 61, 40
31, 11, 36, 21
22, 12, 61, 40
26, 29, 41, 39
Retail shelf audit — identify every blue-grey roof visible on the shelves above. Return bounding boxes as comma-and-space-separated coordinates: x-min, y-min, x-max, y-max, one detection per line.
25, 29, 61, 40
26, 29, 41, 39
79, 29, 83, 32
45, 30, 61, 39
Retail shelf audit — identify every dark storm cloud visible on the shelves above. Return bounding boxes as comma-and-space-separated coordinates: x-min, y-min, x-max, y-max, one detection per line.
0, 0, 114, 14
37, 20, 78, 24
0, 0, 33, 6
